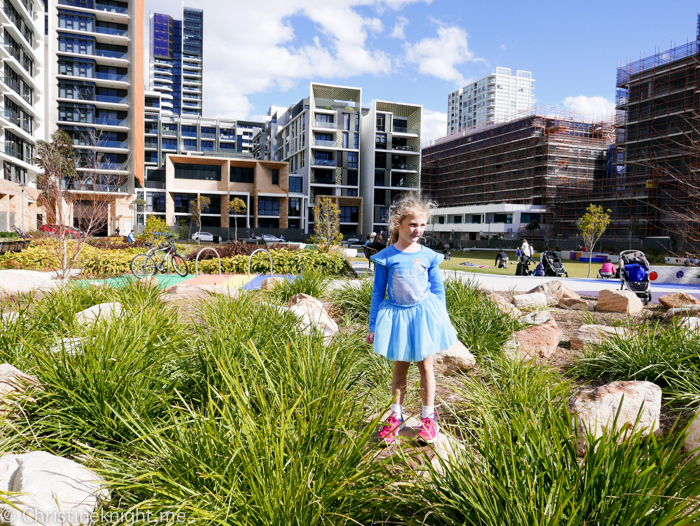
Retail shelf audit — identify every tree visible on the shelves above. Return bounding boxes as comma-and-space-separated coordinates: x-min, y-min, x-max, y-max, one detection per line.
525, 219, 540, 232
138, 215, 169, 244
577, 204, 611, 278
228, 197, 246, 242
310, 197, 343, 248
189, 195, 211, 245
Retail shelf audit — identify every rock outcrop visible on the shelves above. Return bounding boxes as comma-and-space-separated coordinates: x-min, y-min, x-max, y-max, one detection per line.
488, 295, 522, 320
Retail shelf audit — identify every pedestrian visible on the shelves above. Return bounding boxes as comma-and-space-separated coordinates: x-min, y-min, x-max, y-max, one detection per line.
529, 244, 535, 258
372, 233, 386, 251
115, 227, 120, 237
367, 194, 458, 445
495, 249, 509, 268
365, 232, 376, 247
126, 229, 135, 243
516, 246, 522, 262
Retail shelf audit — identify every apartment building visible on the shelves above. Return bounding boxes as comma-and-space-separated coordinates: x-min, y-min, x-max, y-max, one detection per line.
45, 0, 144, 234
447, 68, 534, 135
0, 0, 45, 231
359, 100, 422, 235
149, 5, 202, 116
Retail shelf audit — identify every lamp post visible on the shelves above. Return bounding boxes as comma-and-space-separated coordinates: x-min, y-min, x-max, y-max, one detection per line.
487, 220, 492, 247
20, 187, 25, 233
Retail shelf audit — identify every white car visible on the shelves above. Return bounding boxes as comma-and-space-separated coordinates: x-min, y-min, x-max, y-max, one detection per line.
345, 237, 360, 245
192, 231, 214, 242
262, 234, 283, 243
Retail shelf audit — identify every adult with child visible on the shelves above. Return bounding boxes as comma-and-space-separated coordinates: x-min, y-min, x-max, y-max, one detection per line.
367, 194, 458, 445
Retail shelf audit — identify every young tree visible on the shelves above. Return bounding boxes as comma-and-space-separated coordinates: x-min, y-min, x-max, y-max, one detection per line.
310, 197, 343, 248
189, 195, 211, 245
227, 197, 246, 242
138, 215, 169, 243
577, 204, 612, 278
525, 219, 540, 233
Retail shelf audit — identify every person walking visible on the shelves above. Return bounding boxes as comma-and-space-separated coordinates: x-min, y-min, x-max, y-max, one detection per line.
367, 194, 458, 445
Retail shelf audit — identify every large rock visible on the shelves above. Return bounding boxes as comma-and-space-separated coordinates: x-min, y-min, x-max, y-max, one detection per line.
75, 302, 122, 325
433, 341, 476, 375
0, 451, 108, 526
596, 289, 644, 314
520, 311, 552, 326
0, 364, 39, 414
659, 292, 700, 310
569, 380, 662, 455
287, 294, 338, 344
559, 298, 593, 311
664, 305, 700, 320
684, 409, 700, 455
512, 292, 547, 310
528, 280, 581, 305
261, 277, 286, 291
0, 270, 63, 297
570, 324, 631, 350
681, 317, 700, 331
488, 294, 522, 320
507, 319, 562, 361
561, 285, 582, 302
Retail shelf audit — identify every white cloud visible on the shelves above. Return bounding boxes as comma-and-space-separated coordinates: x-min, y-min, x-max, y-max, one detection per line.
500, 43, 506, 50
390, 15, 409, 39
403, 22, 481, 85
562, 95, 615, 118
145, 0, 431, 119
421, 109, 447, 146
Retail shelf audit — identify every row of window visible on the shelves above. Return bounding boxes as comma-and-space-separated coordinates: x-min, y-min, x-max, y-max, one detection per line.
4, 96, 33, 134
4, 31, 34, 76
5, 0, 33, 45
4, 64, 34, 105
174, 163, 281, 185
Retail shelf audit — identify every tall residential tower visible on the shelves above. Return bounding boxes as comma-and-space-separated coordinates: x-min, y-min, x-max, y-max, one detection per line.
149, 5, 202, 116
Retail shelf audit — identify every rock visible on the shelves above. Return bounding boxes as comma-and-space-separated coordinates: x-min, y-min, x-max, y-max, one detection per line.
51, 337, 84, 357
0, 270, 63, 297
164, 284, 238, 303
0, 364, 39, 414
488, 295, 522, 320
569, 380, 662, 455
138, 276, 159, 287
507, 319, 562, 360
0, 451, 108, 526
475, 284, 494, 297
684, 409, 700, 455
433, 341, 476, 375
596, 289, 644, 314
570, 324, 631, 350
664, 305, 700, 320
559, 298, 592, 311
512, 292, 547, 310
528, 280, 566, 305
430, 433, 464, 475
287, 294, 338, 344
659, 292, 700, 310
1, 312, 19, 325
520, 311, 552, 325
261, 277, 285, 291
75, 302, 122, 325
681, 317, 700, 331
561, 285, 582, 302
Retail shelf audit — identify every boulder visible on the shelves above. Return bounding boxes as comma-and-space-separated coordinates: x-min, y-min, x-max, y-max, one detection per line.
507, 319, 562, 361
681, 317, 700, 331
596, 289, 644, 314
520, 311, 552, 326
561, 285, 582, 302
559, 298, 593, 311
0, 270, 63, 297
433, 341, 476, 375
475, 284, 494, 297
512, 292, 547, 310
570, 324, 631, 350
1, 312, 19, 325
569, 380, 662, 455
287, 294, 338, 344
659, 292, 700, 310
528, 281, 582, 305
75, 302, 122, 325
664, 305, 700, 320
430, 433, 464, 475
164, 284, 239, 303
488, 295, 522, 320
684, 408, 700, 455
261, 277, 286, 291
0, 364, 39, 414
0, 451, 108, 526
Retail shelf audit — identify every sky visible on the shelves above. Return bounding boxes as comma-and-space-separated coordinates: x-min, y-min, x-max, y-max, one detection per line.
144, 0, 700, 144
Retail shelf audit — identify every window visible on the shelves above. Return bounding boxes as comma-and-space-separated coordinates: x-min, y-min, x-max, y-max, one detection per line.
376, 133, 387, 147
521, 213, 541, 223
289, 197, 301, 217
174, 163, 221, 181
438, 216, 445, 224
375, 152, 386, 168
271, 169, 279, 185
258, 218, 279, 229
376, 114, 385, 132
345, 189, 358, 196
258, 197, 279, 216
344, 113, 350, 130
230, 166, 254, 183
471, 215, 481, 224
289, 176, 302, 193
452, 215, 463, 224
493, 213, 513, 224
354, 133, 359, 149
343, 132, 348, 148
347, 152, 358, 169
340, 206, 358, 223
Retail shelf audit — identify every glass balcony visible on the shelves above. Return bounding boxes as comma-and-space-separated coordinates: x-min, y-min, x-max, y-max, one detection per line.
95, 71, 127, 82
94, 117, 127, 127
162, 143, 177, 151
95, 3, 128, 14
95, 140, 128, 149
391, 145, 417, 152
182, 144, 198, 151
312, 158, 335, 167
201, 132, 216, 139
392, 126, 408, 133
95, 94, 127, 104
95, 26, 128, 37
314, 139, 335, 147
313, 121, 336, 129
161, 129, 178, 137
391, 163, 413, 170
95, 49, 127, 60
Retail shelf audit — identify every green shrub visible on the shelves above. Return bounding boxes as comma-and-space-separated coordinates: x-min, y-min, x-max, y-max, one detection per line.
266, 270, 330, 303
194, 248, 350, 276
328, 277, 375, 325
81, 247, 146, 277
138, 215, 171, 243
0, 231, 19, 239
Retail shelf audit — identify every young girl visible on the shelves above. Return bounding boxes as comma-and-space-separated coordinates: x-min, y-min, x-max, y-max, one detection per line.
366, 195, 458, 445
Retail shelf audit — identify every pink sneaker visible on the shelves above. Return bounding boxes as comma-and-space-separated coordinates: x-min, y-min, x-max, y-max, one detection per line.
378, 413, 405, 445
418, 414, 439, 444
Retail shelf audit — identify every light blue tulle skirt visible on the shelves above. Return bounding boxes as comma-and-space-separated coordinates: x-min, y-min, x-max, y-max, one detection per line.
373, 293, 458, 363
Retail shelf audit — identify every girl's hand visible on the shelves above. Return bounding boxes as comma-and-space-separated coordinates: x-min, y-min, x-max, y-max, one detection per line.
366, 332, 375, 344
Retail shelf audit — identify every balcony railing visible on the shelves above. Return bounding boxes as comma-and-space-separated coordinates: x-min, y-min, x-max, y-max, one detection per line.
95, 71, 127, 82
95, 3, 128, 14
312, 158, 336, 167
162, 129, 178, 137
313, 121, 336, 129
392, 145, 417, 152
392, 163, 416, 170
201, 132, 216, 139
162, 144, 177, 151
314, 139, 335, 147
95, 117, 127, 127
95, 94, 127, 104
95, 49, 127, 60
95, 26, 128, 37
392, 126, 419, 134
182, 144, 198, 151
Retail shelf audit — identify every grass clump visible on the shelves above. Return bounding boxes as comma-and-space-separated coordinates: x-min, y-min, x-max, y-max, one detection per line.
328, 277, 374, 325
267, 270, 331, 304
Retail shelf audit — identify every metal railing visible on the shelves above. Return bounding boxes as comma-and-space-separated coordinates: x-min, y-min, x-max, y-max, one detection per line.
312, 158, 335, 167
314, 139, 335, 147
195, 247, 221, 277
313, 121, 336, 129
248, 248, 273, 276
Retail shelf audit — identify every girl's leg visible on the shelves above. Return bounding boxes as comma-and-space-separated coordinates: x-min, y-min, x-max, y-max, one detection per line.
391, 361, 411, 405
416, 355, 435, 408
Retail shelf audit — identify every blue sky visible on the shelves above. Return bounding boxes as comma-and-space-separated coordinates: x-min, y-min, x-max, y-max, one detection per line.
145, 0, 700, 142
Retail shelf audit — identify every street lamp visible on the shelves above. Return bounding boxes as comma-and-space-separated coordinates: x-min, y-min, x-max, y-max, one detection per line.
486, 220, 492, 247
20, 186, 25, 233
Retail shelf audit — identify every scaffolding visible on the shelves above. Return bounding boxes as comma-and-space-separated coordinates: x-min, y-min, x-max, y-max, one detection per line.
422, 105, 613, 240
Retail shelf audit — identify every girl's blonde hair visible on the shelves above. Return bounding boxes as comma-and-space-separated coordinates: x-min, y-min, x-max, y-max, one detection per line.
388, 193, 436, 245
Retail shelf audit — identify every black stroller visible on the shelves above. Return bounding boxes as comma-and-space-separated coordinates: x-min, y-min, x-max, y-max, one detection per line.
540, 251, 568, 278
619, 250, 652, 305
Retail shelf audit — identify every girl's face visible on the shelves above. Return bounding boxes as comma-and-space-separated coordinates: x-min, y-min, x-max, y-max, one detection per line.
398, 212, 428, 244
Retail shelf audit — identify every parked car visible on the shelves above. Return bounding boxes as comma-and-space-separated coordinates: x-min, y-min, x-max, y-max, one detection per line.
40, 224, 81, 239
261, 234, 283, 243
345, 237, 360, 245
192, 231, 214, 242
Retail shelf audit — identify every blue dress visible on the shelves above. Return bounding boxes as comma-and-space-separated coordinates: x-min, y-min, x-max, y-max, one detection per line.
369, 245, 458, 362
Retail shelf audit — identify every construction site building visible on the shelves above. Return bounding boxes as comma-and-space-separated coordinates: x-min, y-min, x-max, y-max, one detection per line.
421, 106, 613, 241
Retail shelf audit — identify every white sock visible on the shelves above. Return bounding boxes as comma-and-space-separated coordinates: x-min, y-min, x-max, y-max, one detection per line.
391, 404, 403, 421
422, 405, 435, 419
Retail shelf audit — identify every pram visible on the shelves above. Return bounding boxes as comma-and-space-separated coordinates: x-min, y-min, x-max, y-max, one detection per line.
619, 250, 652, 305
540, 251, 568, 278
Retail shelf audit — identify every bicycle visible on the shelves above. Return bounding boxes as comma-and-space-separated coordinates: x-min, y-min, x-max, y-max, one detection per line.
131, 234, 189, 278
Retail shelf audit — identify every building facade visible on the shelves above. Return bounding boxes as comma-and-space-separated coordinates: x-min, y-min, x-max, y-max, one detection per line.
0, 0, 45, 231
359, 100, 421, 235
45, 0, 144, 234
447, 68, 534, 135
149, 5, 202, 116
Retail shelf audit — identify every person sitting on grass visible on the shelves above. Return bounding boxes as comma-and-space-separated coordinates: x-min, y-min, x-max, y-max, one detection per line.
495, 249, 509, 268
367, 193, 458, 446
